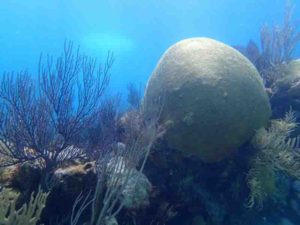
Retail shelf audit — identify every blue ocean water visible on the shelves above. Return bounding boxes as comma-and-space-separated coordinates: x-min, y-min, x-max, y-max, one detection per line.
0, 0, 294, 94
1, 1, 300, 225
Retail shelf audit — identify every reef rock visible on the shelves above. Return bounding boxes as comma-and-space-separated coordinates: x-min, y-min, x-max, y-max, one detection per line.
0, 162, 41, 192
106, 156, 152, 210
43, 161, 97, 222
274, 60, 300, 95
143, 38, 271, 162
53, 161, 96, 194
0, 164, 20, 188
121, 169, 152, 209
271, 60, 300, 118
104, 216, 118, 225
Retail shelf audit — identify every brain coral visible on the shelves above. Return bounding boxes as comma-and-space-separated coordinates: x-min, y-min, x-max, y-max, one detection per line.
143, 38, 271, 162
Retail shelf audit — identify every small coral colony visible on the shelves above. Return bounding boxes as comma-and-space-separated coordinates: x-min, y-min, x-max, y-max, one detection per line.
1, 1, 300, 225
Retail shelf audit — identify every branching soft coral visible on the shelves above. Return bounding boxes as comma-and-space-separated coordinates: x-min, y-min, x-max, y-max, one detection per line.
235, 0, 300, 88
0, 188, 48, 225
247, 111, 300, 208
246, 156, 277, 208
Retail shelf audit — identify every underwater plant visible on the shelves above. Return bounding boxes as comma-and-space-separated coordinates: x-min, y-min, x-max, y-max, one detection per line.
86, 95, 121, 159
126, 82, 142, 109
0, 41, 114, 186
236, 0, 300, 88
0, 187, 48, 225
247, 111, 300, 208
70, 98, 164, 225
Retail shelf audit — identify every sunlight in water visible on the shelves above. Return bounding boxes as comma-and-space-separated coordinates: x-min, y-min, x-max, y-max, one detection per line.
83, 33, 135, 53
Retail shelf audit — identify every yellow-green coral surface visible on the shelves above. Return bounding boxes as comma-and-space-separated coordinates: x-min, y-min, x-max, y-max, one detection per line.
0, 188, 48, 225
247, 111, 300, 208
143, 38, 271, 162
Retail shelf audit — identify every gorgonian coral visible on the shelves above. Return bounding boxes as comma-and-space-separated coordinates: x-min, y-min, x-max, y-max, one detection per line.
0, 41, 114, 188
0, 188, 48, 225
247, 111, 300, 208
236, 0, 300, 88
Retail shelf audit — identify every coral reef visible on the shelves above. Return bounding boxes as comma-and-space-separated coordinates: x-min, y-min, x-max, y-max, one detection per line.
0, 187, 48, 225
1, 2, 300, 222
126, 82, 142, 109
270, 59, 300, 118
247, 111, 300, 208
236, 1, 300, 89
69, 100, 163, 225
120, 168, 152, 210
143, 37, 271, 162
0, 41, 114, 188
